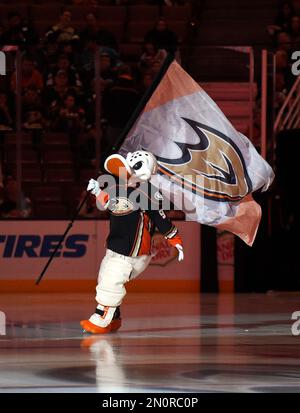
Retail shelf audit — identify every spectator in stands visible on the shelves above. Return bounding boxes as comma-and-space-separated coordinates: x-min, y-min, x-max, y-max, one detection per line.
0, 92, 13, 131
80, 13, 118, 52
100, 50, 119, 80
44, 69, 74, 121
150, 59, 164, 77
267, 1, 295, 37
22, 86, 46, 131
139, 41, 167, 72
102, 64, 140, 152
276, 31, 292, 55
144, 18, 178, 53
81, 43, 119, 85
35, 38, 60, 77
58, 39, 79, 67
52, 92, 85, 135
139, 71, 154, 94
276, 48, 289, 70
275, 72, 288, 110
272, 48, 294, 112
0, 176, 32, 218
288, 15, 300, 49
275, 49, 294, 90
79, 36, 98, 86
247, 107, 261, 149
83, 82, 98, 130
46, 54, 82, 90
1, 11, 38, 47
45, 8, 79, 44
11, 55, 44, 94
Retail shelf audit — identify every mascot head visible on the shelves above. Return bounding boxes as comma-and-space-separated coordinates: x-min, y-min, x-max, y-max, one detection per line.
104, 151, 158, 182
126, 151, 158, 181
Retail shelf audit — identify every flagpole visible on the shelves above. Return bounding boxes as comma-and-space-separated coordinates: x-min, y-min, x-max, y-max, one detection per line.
110, 52, 175, 154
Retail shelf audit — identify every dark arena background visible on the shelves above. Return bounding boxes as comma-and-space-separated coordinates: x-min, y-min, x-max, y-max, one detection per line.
0, 0, 300, 400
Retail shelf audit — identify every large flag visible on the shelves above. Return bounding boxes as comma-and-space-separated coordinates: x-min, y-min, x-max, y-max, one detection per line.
119, 61, 274, 246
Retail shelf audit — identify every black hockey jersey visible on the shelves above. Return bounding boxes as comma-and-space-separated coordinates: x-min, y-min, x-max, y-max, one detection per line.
96, 180, 178, 257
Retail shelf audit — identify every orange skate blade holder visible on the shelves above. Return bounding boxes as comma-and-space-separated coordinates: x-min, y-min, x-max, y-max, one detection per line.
80, 318, 121, 334
104, 154, 132, 180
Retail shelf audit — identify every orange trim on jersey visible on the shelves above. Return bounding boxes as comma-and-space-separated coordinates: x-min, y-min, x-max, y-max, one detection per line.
129, 213, 143, 256
164, 225, 177, 238
138, 214, 152, 256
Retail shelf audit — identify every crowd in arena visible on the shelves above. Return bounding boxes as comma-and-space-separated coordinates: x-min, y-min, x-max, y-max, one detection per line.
0, 0, 299, 219
0, 1, 187, 218
0, 6, 179, 135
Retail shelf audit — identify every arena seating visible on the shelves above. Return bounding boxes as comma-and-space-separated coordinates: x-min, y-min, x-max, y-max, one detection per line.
45, 163, 75, 181
43, 148, 74, 165
43, 133, 70, 147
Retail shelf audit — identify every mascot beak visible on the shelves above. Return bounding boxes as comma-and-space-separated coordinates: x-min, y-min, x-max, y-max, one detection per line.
104, 154, 132, 179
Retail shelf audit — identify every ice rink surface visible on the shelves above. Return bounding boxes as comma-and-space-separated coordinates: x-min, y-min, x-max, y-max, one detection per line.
1, 291, 300, 393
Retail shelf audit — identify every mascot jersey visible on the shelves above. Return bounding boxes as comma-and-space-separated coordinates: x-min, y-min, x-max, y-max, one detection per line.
97, 179, 179, 257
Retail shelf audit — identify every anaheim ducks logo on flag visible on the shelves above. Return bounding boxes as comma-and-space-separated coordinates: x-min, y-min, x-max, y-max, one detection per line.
156, 118, 253, 203
119, 60, 275, 246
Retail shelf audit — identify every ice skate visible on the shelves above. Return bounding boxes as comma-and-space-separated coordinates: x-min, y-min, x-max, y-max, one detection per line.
81, 306, 121, 334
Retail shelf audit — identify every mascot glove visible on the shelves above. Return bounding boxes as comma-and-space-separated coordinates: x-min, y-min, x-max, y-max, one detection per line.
87, 179, 101, 197
175, 244, 184, 262
167, 234, 184, 261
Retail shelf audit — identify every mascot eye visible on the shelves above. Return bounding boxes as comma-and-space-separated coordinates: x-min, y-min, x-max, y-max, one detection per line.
132, 161, 143, 170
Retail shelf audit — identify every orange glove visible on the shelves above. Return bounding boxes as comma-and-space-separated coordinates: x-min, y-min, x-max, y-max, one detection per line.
167, 235, 184, 261
167, 235, 182, 248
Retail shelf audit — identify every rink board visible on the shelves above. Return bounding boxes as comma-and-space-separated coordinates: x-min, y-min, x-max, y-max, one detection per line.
0, 220, 201, 292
